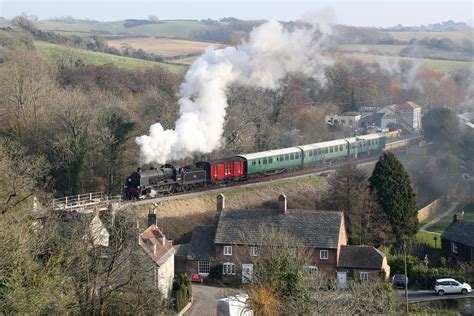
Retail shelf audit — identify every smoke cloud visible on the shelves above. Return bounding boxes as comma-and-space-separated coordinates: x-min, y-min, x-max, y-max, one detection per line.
136, 20, 333, 164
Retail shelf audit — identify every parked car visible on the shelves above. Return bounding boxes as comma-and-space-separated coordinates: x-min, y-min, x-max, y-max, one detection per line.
392, 273, 408, 289
435, 278, 472, 296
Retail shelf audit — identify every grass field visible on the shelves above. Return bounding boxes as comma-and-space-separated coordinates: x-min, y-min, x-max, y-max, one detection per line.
34, 41, 186, 73
416, 231, 442, 248
386, 31, 472, 45
336, 44, 408, 55
426, 207, 474, 233
34, 19, 211, 38
107, 37, 220, 57
338, 52, 474, 72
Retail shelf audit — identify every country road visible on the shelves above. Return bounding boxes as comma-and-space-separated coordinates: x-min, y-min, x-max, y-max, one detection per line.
397, 289, 474, 303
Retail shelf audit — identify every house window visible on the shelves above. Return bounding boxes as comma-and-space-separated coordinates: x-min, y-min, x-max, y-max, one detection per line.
223, 262, 236, 275
320, 250, 329, 260
360, 272, 369, 282
224, 245, 232, 256
250, 246, 258, 257
304, 265, 318, 274
198, 261, 210, 275
451, 242, 458, 254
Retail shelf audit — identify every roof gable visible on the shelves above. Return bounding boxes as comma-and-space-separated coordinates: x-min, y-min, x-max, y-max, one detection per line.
139, 225, 174, 265
215, 209, 343, 249
442, 220, 474, 248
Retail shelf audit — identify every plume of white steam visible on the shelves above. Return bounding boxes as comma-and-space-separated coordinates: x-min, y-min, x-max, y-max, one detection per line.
136, 20, 333, 164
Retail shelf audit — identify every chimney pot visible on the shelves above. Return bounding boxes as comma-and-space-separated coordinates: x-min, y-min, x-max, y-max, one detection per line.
278, 194, 287, 214
148, 207, 157, 227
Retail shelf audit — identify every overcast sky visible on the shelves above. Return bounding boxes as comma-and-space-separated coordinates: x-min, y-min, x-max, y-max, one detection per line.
1, 0, 473, 27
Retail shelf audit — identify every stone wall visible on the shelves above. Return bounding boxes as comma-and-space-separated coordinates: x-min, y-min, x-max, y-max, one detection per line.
417, 196, 444, 222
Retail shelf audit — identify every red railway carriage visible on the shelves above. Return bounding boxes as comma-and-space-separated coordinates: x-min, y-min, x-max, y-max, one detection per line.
196, 157, 245, 182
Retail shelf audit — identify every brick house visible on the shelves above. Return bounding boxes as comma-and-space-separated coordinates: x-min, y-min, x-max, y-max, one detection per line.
336, 245, 390, 287
441, 216, 474, 263
139, 211, 175, 299
184, 194, 389, 284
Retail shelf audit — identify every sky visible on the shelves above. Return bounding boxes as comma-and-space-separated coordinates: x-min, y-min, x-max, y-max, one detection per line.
1, 0, 473, 27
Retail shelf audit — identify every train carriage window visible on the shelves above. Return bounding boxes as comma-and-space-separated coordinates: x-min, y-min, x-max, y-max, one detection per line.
285, 154, 289, 161
269, 157, 273, 163
290, 153, 294, 160
317, 149, 321, 155
252, 161, 256, 166
295, 153, 299, 159
335, 146, 338, 152
340, 145, 344, 151
258, 160, 261, 164
279, 155, 284, 162
262, 158, 267, 164
324, 148, 328, 154
309, 150, 313, 157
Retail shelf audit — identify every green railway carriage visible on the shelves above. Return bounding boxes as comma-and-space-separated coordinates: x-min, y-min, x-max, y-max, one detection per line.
347, 133, 386, 157
237, 147, 303, 175
298, 139, 349, 166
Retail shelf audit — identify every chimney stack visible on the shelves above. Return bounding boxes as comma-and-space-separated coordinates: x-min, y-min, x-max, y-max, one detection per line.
148, 207, 157, 227
453, 213, 458, 222
278, 194, 287, 214
216, 194, 225, 221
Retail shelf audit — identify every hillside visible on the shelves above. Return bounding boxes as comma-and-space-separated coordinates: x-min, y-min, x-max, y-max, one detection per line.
34, 41, 186, 72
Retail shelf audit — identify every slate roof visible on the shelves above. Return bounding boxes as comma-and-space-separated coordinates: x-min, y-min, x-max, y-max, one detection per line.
188, 226, 216, 261
214, 209, 344, 249
442, 220, 474, 248
337, 245, 385, 269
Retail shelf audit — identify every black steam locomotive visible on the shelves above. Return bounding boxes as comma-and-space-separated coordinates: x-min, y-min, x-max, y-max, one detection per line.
123, 164, 207, 199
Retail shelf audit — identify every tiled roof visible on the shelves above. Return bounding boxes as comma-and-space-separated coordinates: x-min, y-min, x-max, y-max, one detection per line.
214, 209, 343, 249
442, 220, 474, 248
139, 225, 174, 266
188, 226, 216, 261
337, 245, 385, 269
397, 101, 420, 110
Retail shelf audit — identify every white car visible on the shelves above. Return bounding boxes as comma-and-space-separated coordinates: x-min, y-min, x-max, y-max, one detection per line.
434, 278, 472, 296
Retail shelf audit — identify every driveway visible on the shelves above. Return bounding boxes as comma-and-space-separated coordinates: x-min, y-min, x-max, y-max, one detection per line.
185, 284, 239, 316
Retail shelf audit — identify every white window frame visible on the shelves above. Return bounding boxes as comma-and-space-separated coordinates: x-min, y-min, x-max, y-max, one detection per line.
250, 246, 258, 257
451, 242, 458, 254
222, 262, 236, 275
304, 265, 318, 274
224, 245, 232, 256
360, 272, 369, 282
198, 261, 210, 275
320, 250, 329, 260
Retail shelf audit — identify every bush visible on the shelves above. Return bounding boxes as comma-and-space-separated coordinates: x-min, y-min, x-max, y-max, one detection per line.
173, 274, 192, 312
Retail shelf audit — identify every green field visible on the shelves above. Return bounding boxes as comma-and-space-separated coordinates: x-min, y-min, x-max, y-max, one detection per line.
33, 20, 211, 38
386, 31, 472, 45
336, 44, 408, 56
338, 52, 474, 73
416, 231, 442, 247
34, 41, 186, 73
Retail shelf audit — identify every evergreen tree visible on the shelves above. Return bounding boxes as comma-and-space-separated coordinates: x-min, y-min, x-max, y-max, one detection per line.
369, 152, 418, 245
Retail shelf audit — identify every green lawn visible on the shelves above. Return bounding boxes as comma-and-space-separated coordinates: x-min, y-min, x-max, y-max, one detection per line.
34, 41, 186, 73
416, 231, 442, 248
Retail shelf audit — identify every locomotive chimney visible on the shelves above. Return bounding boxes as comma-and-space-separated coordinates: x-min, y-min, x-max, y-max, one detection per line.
278, 194, 287, 214
216, 194, 225, 221
148, 207, 157, 227
137, 167, 142, 173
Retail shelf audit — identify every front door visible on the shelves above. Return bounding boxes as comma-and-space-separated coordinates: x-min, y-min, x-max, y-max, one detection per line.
242, 264, 253, 284
337, 271, 347, 289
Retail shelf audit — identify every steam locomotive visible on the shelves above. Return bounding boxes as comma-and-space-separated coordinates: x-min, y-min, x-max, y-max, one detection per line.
123, 133, 420, 199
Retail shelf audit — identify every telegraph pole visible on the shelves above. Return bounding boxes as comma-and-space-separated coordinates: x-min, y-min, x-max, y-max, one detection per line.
404, 243, 409, 314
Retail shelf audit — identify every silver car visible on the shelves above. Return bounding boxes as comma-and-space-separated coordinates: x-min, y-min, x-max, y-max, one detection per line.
435, 278, 472, 295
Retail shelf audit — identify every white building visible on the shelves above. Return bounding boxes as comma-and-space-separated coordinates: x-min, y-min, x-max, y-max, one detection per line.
139, 212, 175, 299
325, 113, 361, 128
396, 101, 421, 131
